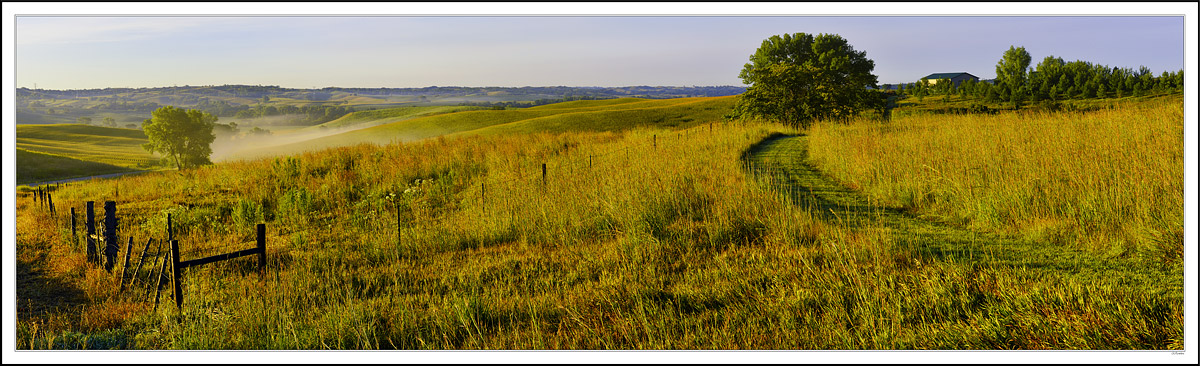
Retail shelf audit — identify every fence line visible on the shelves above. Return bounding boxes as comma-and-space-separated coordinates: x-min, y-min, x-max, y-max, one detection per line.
26, 125, 721, 317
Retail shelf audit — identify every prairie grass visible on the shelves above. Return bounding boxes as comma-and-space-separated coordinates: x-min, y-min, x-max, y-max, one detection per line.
807, 95, 1184, 259
14, 97, 1183, 350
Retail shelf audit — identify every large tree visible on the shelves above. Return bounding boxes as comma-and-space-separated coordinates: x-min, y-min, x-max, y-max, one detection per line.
995, 45, 1032, 108
729, 33, 878, 128
141, 106, 217, 170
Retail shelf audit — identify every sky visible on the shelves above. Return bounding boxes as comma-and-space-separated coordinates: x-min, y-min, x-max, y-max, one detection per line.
8, 6, 1187, 90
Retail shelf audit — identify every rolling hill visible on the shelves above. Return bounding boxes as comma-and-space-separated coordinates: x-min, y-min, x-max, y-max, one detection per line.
227, 96, 737, 161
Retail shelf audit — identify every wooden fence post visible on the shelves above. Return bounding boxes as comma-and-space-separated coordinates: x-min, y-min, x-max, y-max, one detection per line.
257, 224, 266, 270
152, 248, 169, 312
120, 237, 134, 292
130, 238, 153, 291
142, 240, 163, 301
542, 163, 547, 186
103, 201, 118, 272
167, 213, 173, 242
171, 239, 182, 311
86, 201, 97, 264
653, 134, 657, 149
48, 194, 55, 217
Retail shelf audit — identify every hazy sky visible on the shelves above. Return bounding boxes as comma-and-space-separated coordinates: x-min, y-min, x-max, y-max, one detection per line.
13, 15, 1186, 89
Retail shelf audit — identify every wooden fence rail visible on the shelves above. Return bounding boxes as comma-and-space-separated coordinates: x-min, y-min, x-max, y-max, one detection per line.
170, 223, 266, 311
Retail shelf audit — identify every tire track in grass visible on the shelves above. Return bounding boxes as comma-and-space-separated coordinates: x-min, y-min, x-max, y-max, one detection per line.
741, 133, 1159, 284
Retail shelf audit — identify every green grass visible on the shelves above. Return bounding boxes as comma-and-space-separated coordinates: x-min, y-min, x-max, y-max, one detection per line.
15, 149, 138, 185
16, 124, 163, 183
305, 105, 486, 131
744, 134, 1181, 349
453, 97, 735, 137
231, 96, 735, 160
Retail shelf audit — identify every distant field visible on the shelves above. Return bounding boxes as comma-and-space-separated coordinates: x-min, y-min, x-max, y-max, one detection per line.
231, 96, 737, 160
306, 105, 487, 131
15, 124, 161, 183
15, 149, 137, 185
456, 97, 735, 137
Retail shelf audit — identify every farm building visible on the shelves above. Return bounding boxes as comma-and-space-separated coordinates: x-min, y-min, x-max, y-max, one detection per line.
923, 72, 979, 86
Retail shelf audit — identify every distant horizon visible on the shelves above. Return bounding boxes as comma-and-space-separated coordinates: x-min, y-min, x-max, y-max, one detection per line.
17, 84, 754, 91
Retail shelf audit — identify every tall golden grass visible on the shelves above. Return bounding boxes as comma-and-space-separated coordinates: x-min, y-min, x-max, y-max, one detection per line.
15, 97, 1183, 349
807, 95, 1184, 259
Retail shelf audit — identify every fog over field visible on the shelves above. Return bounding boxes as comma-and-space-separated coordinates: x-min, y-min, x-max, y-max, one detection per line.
209, 120, 388, 162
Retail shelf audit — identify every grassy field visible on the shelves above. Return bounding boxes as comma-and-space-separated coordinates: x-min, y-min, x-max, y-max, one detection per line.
305, 105, 487, 131
807, 94, 1184, 257
15, 124, 164, 184
15, 149, 139, 185
14, 95, 1184, 350
228, 96, 736, 161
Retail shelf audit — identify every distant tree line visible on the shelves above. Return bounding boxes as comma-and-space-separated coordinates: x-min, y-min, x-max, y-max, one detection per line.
231, 104, 352, 125
895, 47, 1184, 108
457, 95, 608, 109
85, 100, 165, 112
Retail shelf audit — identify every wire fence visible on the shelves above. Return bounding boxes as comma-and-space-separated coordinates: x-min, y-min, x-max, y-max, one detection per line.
23, 122, 751, 310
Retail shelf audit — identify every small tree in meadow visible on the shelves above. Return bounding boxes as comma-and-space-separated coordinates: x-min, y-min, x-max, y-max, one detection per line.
142, 106, 217, 170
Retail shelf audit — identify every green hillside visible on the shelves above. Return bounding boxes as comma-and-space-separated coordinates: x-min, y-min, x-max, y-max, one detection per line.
15, 124, 160, 173
232, 96, 736, 160
456, 96, 736, 137
15, 148, 137, 185
305, 105, 486, 131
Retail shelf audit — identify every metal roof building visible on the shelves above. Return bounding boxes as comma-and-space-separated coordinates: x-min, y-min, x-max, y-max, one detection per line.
922, 72, 980, 86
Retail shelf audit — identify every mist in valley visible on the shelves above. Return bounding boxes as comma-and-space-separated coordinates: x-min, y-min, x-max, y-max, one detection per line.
209, 115, 400, 162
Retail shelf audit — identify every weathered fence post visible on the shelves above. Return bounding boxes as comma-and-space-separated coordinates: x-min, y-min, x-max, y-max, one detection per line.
153, 248, 169, 312
542, 163, 547, 186
257, 224, 266, 270
130, 238, 153, 292
120, 237, 134, 291
48, 194, 55, 217
653, 134, 657, 149
103, 201, 118, 272
142, 239, 163, 301
171, 239, 182, 311
167, 213, 173, 242
86, 201, 97, 264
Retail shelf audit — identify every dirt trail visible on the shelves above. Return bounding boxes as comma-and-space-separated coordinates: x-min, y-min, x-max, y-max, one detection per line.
740, 133, 1139, 281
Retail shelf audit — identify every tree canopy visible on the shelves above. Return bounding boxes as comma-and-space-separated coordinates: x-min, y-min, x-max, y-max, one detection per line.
141, 106, 217, 170
995, 46, 1032, 108
729, 33, 878, 128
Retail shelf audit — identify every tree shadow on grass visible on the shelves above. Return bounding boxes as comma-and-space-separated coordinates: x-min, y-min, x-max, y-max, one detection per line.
17, 248, 90, 348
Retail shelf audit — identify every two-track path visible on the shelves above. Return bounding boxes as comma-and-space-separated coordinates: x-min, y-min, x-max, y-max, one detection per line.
740, 133, 1157, 285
